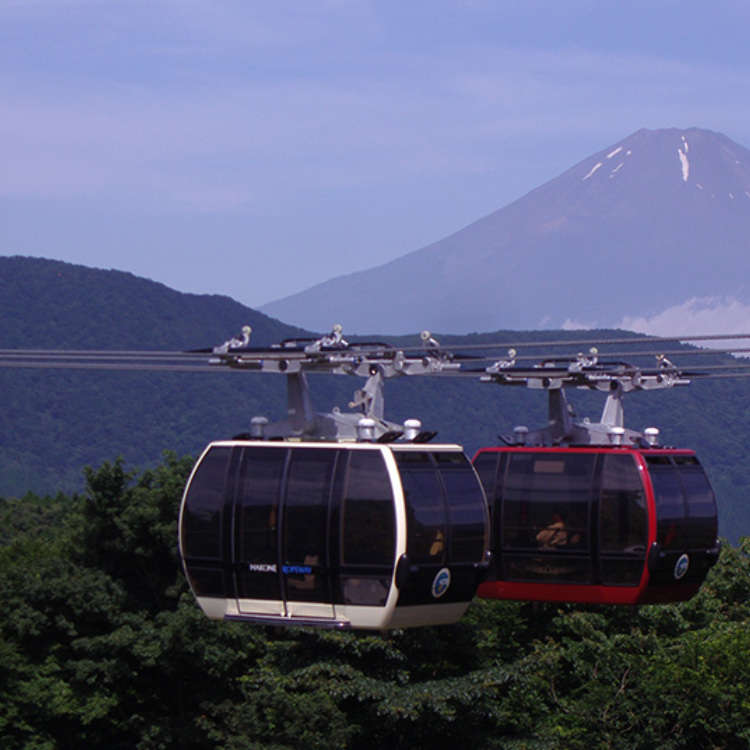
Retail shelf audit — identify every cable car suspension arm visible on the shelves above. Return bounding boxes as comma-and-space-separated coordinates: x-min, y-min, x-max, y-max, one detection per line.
209, 326, 459, 440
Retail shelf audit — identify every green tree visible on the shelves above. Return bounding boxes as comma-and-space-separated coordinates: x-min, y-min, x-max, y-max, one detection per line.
1, 453, 748, 749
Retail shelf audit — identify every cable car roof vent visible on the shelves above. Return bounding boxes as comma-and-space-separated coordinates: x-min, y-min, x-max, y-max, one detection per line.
644, 427, 660, 447
608, 426, 626, 446
513, 425, 529, 445
250, 416, 269, 439
357, 417, 376, 442
403, 419, 422, 441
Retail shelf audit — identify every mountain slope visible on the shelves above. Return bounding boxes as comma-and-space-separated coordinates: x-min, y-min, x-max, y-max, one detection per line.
261, 127, 750, 334
1, 256, 749, 542
0, 256, 313, 495
0, 255, 310, 349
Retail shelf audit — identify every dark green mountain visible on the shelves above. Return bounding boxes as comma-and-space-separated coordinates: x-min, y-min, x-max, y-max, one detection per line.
0, 256, 310, 494
1, 255, 749, 542
0, 255, 310, 349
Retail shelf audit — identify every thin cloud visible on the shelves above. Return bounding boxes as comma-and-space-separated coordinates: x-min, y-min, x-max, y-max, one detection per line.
618, 297, 750, 337
617, 297, 750, 354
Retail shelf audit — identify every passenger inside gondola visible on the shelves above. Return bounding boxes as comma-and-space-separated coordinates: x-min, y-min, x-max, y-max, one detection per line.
536, 511, 581, 550
429, 528, 445, 557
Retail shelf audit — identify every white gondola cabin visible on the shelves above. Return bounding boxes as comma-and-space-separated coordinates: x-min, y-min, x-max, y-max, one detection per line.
179, 440, 490, 630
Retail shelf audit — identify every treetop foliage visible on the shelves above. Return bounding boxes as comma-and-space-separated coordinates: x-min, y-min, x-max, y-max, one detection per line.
1, 454, 748, 749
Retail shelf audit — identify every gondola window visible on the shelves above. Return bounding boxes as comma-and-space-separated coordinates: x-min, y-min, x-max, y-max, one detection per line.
339, 450, 395, 606
283, 449, 336, 600
236, 447, 285, 600
599, 454, 647, 585
397, 452, 448, 563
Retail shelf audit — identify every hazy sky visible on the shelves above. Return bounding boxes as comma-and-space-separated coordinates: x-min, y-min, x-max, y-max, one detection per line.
4, 0, 750, 325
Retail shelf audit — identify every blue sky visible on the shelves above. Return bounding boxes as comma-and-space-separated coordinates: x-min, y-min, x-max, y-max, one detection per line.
3, 0, 750, 319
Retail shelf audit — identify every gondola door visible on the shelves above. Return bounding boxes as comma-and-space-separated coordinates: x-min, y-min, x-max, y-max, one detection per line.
281, 447, 337, 620
234, 445, 286, 617
234, 445, 338, 622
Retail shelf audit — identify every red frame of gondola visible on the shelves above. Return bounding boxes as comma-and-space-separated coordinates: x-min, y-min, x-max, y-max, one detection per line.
473, 445, 713, 605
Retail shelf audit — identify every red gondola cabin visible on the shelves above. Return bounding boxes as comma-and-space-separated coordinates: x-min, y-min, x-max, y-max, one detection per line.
473, 446, 719, 604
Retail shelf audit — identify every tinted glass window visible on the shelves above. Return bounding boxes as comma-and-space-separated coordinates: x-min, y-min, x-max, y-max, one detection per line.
673, 455, 699, 466
341, 451, 395, 566
502, 453, 593, 552
648, 461, 686, 549
472, 451, 499, 502
646, 455, 672, 466
340, 576, 391, 606
599, 559, 644, 586
599, 454, 647, 553
650, 468, 685, 522
438, 452, 487, 562
234, 447, 285, 601
396, 452, 447, 563
237, 447, 284, 564
503, 556, 592, 583
680, 466, 717, 521
648, 455, 719, 551
678, 463, 718, 548
182, 447, 230, 560
185, 567, 226, 597
599, 454, 647, 586
283, 449, 336, 600
338, 450, 394, 607
500, 452, 593, 584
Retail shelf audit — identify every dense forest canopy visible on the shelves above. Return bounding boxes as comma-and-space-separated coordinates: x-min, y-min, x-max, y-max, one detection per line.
1, 454, 748, 748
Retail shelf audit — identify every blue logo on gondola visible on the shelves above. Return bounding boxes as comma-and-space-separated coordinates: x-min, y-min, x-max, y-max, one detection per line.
431, 568, 451, 599
282, 565, 312, 575
673, 553, 690, 580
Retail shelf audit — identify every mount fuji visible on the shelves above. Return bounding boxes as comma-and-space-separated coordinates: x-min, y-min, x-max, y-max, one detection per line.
261, 127, 750, 334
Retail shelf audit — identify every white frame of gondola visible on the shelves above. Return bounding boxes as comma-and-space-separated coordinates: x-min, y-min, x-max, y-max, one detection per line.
179, 439, 487, 630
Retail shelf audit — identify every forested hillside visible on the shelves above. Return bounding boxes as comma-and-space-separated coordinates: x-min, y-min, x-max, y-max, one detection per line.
0, 255, 310, 349
1, 456, 748, 749
0, 255, 308, 497
2, 257, 750, 747
2, 256, 750, 541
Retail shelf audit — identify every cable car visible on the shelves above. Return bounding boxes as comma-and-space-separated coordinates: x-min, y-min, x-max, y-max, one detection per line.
473, 445, 720, 604
179, 439, 490, 630
176, 329, 721, 624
